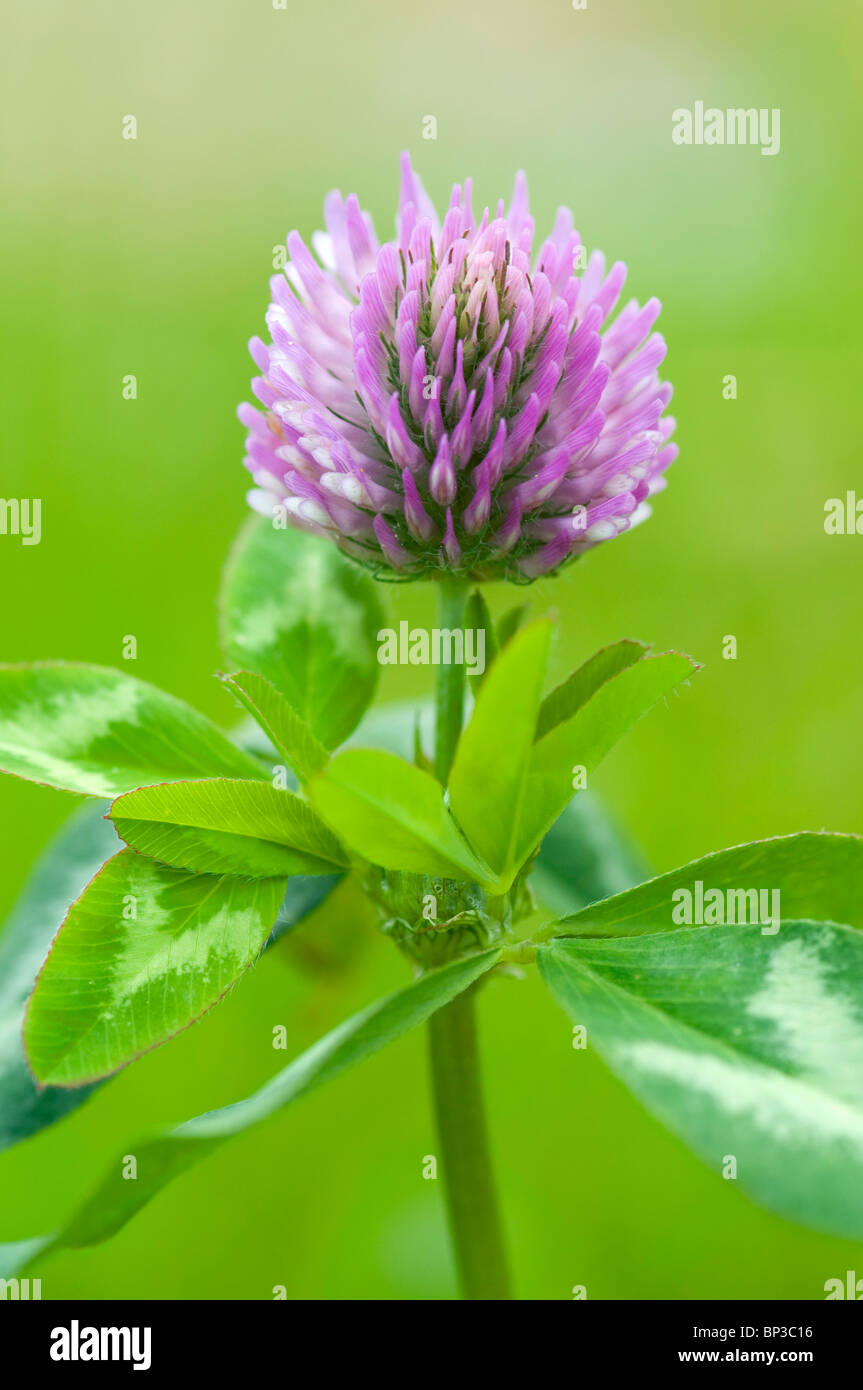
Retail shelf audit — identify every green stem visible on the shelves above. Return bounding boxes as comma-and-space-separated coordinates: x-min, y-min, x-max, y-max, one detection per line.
428, 575, 511, 1298
433, 576, 470, 783
428, 986, 511, 1300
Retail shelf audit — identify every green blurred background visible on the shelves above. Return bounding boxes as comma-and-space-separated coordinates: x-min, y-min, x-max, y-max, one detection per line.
2, 0, 861, 1299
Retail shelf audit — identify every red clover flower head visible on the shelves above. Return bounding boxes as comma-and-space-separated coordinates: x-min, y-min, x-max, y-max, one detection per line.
240, 154, 676, 581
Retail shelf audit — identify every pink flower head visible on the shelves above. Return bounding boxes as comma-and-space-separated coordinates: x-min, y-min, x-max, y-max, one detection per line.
240, 155, 676, 581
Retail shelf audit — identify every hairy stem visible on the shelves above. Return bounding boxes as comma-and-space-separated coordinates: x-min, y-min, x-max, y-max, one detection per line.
429, 580, 511, 1298
428, 985, 511, 1299
433, 576, 470, 783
